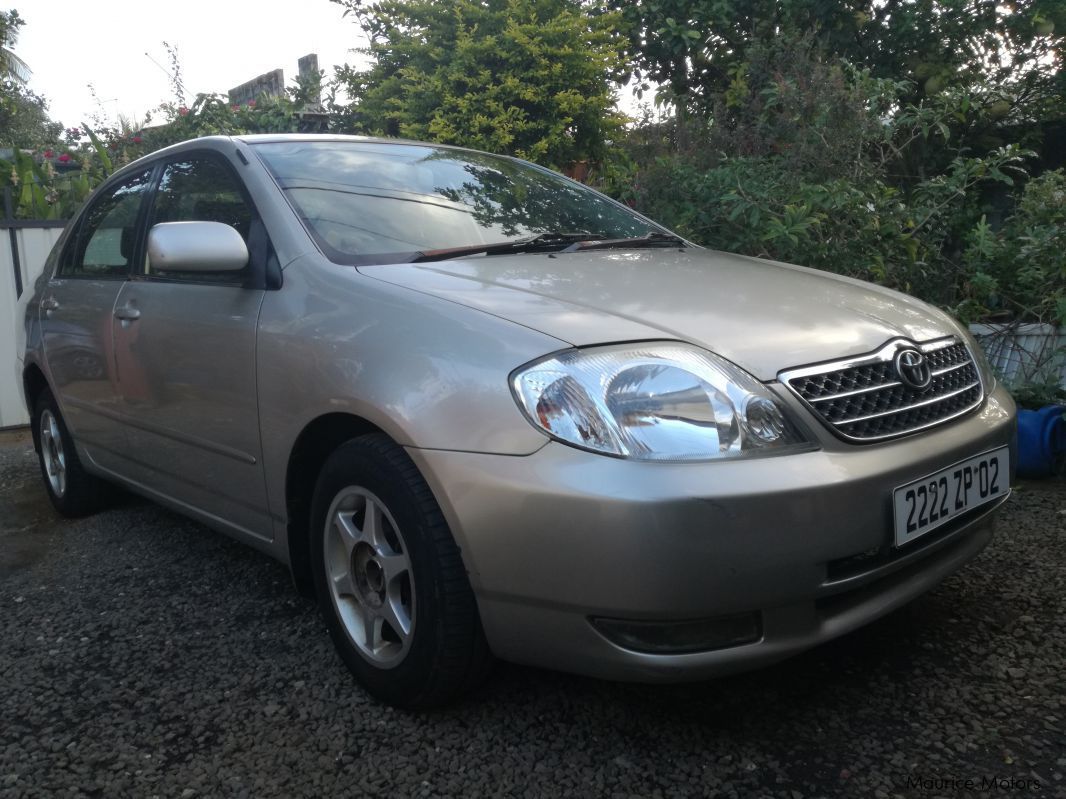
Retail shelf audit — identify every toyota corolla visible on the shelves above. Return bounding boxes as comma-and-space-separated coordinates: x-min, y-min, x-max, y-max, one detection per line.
19, 135, 1016, 707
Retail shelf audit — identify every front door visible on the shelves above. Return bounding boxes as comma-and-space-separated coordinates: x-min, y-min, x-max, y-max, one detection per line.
111, 154, 271, 539
40, 167, 153, 472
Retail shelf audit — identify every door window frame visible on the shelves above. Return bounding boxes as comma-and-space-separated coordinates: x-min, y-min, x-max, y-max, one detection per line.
55, 148, 278, 291
54, 166, 156, 281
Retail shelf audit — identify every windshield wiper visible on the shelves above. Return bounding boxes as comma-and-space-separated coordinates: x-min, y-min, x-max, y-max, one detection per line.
408, 231, 688, 263
560, 232, 687, 252
409, 232, 595, 263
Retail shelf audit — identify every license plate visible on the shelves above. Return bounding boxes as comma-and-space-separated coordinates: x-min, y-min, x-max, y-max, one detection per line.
893, 446, 1009, 547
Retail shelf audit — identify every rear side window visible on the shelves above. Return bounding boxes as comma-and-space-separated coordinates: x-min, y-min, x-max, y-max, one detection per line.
59, 169, 152, 278
145, 156, 255, 281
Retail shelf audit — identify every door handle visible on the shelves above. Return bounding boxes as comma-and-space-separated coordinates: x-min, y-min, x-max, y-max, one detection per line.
41, 297, 60, 312
114, 305, 141, 321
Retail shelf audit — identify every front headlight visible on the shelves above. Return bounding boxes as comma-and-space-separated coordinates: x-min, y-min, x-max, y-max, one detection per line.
511, 342, 814, 461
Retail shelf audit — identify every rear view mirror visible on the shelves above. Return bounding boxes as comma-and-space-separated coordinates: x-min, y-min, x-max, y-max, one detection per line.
147, 221, 249, 273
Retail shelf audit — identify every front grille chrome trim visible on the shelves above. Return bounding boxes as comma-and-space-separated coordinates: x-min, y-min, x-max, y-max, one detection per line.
808, 379, 903, 402
808, 358, 972, 404
779, 336, 985, 443
835, 379, 981, 425
932, 360, 969, 377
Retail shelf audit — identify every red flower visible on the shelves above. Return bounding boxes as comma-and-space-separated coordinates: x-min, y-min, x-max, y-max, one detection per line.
231, 104, 239, 112
178, 106, 189, 116
132, 136, 143, 144
43, 149, 54, 158
247, 99, 256, 108
58, 153, 71, 163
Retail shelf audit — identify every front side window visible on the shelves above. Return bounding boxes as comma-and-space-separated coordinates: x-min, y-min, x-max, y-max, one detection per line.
146, 156, 255, 281
254, 141, 664, 265
60, 169, 152, 278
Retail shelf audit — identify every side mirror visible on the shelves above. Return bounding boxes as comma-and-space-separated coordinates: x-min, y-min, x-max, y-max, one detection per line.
147, 221, 249, 273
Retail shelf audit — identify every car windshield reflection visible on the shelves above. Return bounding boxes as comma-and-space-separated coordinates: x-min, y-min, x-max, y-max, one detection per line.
254, 141, 664, 265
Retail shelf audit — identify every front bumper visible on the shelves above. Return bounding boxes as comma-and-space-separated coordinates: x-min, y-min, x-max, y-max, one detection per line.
408, 385, 1016, 681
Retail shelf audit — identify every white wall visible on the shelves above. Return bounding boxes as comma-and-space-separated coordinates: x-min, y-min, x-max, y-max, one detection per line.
1, 226, 62, 428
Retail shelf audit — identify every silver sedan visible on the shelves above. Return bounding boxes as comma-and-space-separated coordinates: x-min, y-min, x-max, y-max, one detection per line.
19, 135, 1015, 707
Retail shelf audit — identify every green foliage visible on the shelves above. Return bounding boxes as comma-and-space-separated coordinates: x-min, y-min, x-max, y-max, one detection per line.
0, 76, 61, 149
332, 0, 628, 168
612, 0, 1064, 116
0, 9, 62, 149
960, 170, 1066, 324
611, 0, 1065, 237
609, 36, 1051, 326
0, 88, 317, 219
622, 148, 1030, 304
0, 147, 92, 220
149, 93, 312, 145
1008, 380, 1066, 410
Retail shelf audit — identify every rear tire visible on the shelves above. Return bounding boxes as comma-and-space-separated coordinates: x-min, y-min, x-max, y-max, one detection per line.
310, 433, 492, 708
32, 387, 110, 517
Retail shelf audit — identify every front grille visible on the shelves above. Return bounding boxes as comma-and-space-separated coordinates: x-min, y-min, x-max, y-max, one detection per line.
780, 338, 983, 442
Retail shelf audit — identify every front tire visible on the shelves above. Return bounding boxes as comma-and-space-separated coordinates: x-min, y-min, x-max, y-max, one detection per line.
310, 434, 491, 708
32, 387, 109, 517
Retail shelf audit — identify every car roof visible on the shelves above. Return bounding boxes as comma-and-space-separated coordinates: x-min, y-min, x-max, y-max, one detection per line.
232, 133, 510, 159
103, 133, 519, 187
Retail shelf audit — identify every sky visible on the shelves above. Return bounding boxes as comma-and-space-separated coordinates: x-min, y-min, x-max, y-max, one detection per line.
14, 0, 369, 130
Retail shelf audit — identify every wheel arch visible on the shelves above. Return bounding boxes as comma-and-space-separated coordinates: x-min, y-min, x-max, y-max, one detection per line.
22, 363, 49, 450
284, 412, 389, 597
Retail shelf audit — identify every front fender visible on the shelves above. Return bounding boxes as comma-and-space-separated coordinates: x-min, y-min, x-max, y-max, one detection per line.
256, 254, 560, 521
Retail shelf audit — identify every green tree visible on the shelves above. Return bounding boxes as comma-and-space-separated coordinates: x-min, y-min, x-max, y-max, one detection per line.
332, 0, 628, 167
0, 9, 61, 149
613, 0, 1063, 115
608, 34, 1038, 318
0, 8, 29, 83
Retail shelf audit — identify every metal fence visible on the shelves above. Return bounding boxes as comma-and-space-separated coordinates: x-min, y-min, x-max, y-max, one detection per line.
970, 323, 1066, 390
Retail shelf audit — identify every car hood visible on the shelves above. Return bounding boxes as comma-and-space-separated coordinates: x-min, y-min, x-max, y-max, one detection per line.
358, 248, 959, 380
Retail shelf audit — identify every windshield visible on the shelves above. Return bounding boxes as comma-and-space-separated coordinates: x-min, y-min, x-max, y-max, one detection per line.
253, 140, 667, 265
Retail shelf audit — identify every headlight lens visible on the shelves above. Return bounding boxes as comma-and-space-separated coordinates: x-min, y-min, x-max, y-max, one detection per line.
511, 343, 813, 461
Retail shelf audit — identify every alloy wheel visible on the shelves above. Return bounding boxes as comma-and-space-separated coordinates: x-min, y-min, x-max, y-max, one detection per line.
324, 486, 415, 667
39, 408, 67, 498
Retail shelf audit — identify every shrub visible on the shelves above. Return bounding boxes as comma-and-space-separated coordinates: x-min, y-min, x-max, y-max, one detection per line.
960, 169, 1066, 325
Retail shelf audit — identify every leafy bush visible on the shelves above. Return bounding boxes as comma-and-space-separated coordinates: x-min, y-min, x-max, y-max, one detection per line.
0, 130, 101, 219
960, 169, 1066, 324
611, 38, 1037, 307
620, 146, 1030, 305
331, 0, 628, 168
0, 89, 318, 219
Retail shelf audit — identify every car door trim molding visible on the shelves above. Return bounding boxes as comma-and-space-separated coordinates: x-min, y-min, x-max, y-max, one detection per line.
84, 458, 273, 546
63, 396, 258, 465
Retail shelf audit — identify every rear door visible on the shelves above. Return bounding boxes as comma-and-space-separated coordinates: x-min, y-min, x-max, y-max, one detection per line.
111, 153, 272, 540
40, 168, 153, 472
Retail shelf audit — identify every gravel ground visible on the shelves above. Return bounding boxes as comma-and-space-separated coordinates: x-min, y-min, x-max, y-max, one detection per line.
1, 428, 1064, 799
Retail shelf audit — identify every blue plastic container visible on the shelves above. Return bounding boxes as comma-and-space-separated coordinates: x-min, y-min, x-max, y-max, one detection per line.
1016, 404, 1066, 478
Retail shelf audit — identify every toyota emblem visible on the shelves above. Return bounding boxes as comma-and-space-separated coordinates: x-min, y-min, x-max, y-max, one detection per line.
894, 348, 932, 390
